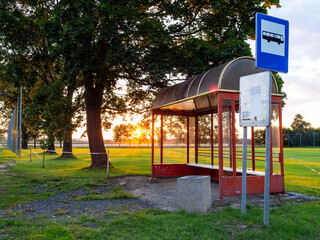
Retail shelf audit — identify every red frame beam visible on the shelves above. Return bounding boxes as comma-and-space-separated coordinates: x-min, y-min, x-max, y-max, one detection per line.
270, 124, 273, 175
218, 93, 223, 199
211, 113, 214, 166
279, 101, 284, 175
229, 108, 232, 168
152, 111, 155, 177
195, 116, 198, 164
160, 114, 164, 164
187, 116, 190, 164
232, 100, 236, 176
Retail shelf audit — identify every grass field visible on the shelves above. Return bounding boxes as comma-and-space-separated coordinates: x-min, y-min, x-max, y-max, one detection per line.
0, 147, 319, 239
283, 148, 320, 196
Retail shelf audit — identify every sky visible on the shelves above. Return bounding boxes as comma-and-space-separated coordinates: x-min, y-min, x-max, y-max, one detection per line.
74, 0, 320, 139
249, 0, 320, 128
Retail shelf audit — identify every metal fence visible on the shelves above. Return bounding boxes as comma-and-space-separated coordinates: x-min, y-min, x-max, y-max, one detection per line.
6, 88, 22, 157
283, 131, 320, 147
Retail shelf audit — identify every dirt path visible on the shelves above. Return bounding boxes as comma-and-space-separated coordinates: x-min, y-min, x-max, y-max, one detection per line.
0, 175, 316, 221
117, 176, 316, 212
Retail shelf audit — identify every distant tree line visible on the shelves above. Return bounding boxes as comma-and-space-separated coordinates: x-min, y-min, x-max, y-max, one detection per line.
283, 114, 320, 147
112, 120, 151, 147
253, 114, 320, 147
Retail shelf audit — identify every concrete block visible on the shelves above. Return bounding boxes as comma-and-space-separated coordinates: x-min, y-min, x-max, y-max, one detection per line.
177, 175, 212, 213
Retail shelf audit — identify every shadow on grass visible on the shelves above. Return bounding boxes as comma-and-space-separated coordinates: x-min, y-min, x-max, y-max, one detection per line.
55, 154, 78, 160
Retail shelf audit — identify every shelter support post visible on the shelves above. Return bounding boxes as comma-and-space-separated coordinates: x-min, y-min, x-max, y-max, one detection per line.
229, 108, 232, 168
279, 102, 284, 175
232, 100, 236, 176
218, 93, 223, 199
211, 113, 214, 166
187, 116, 190, 164
195, 116, 198, 164
152, 111, 155, 177
270, 124, 273, 175
160, 114, 163, 164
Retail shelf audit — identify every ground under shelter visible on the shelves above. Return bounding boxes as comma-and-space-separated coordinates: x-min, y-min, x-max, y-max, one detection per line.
151, 56, 284, 199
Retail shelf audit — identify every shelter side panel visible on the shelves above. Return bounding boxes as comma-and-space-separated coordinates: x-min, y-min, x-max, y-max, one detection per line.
221, 175, 284, 197
152, 164, 196, 177
152, 164, 220, 178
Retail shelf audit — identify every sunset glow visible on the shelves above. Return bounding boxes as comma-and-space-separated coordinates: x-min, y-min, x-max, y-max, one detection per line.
135, 128, 142, 138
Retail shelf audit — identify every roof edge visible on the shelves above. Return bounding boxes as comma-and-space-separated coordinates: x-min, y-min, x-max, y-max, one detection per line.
217, 56, 279, 93
217, 56, 255, 89
151, 89, 284, 110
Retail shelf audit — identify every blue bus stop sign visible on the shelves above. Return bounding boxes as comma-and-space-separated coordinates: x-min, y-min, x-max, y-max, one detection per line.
256, 13, 289, 73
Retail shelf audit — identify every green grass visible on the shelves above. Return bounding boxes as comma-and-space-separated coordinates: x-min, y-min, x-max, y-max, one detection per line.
0, 146, 319, 209
0, 147, 319, 239
0, 148, 149, 209
0, 202, 319, 239
283, 148, 320, 196
74, 186, 137, 201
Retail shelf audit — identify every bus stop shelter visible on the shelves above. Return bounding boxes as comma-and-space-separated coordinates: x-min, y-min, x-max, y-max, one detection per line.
151, 57, 284, 199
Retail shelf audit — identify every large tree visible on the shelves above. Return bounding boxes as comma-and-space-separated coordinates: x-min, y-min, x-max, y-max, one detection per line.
52, 0, 280, 168
1, 0, 281, 168
290, 114, 311, 131
0, 0, 81, 156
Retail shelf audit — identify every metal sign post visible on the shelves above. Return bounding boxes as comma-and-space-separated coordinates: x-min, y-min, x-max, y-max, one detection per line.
240, 72, 271, 221
256, 13, 289, 227
19, 87, 22, 158
264, 124, 271, 227
241, 126, 247, 216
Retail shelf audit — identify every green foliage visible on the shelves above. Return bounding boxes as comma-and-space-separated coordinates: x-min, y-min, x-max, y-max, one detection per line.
1, 0, 284, 167
254, 129, 266, 145
290, 114, 311, 131
112, 124, 131, 146
282, 114, 319, 147
0, 1, 82, 150
272, 71, 286, 106
135, 119, 151, 146
164, 116, 187, 145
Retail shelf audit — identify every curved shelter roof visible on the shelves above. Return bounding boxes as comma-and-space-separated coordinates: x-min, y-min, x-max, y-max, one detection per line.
153, 57, 280, 112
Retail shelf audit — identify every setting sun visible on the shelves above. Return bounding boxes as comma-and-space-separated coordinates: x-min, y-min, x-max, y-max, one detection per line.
135, 128, 142, 138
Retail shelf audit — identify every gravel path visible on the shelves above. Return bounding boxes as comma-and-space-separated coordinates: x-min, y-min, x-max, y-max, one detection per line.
0, 174, 316, 221
0, 183, 153, 221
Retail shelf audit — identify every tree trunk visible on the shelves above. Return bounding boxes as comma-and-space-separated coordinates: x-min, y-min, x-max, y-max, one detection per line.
61, 87, 76, 159
85, 76, 107, 168
46, 142, 56, 154
34, 139, 36, 149
60, 136, 75, 158
22, 126, 28, 149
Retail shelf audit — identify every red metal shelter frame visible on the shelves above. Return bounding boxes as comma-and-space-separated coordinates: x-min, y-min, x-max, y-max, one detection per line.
151, 90, 284, 199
